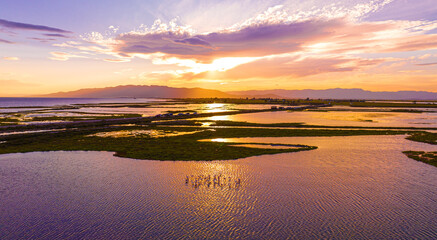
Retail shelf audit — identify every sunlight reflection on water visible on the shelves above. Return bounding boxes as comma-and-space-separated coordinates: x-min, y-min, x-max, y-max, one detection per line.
0, 135, 436, 239
198, 111, 437, 128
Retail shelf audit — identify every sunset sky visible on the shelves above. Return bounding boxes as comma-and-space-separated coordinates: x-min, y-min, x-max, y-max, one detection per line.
1, 0, 437, 96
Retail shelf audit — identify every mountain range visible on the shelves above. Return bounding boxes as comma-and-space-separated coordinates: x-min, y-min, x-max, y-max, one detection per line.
42, 85, 233, 98
41, 85, 437, 100
228, 88, 437, 100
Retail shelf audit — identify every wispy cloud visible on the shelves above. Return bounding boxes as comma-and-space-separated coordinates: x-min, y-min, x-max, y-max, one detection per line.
103, 58, 130, 62
0, 19, 72, 33
43, 33, 70, 38
416, 62, 437, 66
50, 1, 437, 84
0, 38, 14, 44
0, 79, 38, 87
29, 37, 57, 42
3, 57, 19, 61
71, 2, 436, 63
49, 52, 88, 61
142, 55, 385, 82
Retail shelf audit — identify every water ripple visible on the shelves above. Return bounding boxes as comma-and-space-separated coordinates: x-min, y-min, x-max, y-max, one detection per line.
0, 135, 437, 239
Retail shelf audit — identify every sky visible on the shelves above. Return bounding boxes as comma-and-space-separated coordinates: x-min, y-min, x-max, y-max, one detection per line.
1, 0, 437, 96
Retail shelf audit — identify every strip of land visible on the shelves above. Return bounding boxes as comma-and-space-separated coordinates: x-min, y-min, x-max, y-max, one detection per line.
0, 124, 407, 161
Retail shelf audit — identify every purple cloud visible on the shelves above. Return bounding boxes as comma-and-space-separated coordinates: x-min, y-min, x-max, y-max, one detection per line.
28, 37, 57, 42
114, 19, 342, 61
0, 38, 14, 44
0, 19, 71, 33
43, 33, 70, 38
173, 37, 211, 47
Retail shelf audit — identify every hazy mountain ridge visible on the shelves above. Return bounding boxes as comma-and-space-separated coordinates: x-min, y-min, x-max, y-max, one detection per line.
42, 85, 437, 100
229, 88, 437, 100
42, 85, 234, 98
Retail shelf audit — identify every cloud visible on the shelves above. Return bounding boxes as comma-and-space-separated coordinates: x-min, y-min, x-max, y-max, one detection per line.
80, 11, 437, 65
418, 54, 432, 60
105, 1, 398, 62
49, 52, 88, 61
0, 79, 38, 87
3, 57, 19, 61
224, 56, 384, 79
0, 18, 71, 33
51, 1, 437, 84
145, 55, 386, 82
0, 38, 14, 44
29, 37, 57, 42
416, 62, 437, 66
43, 33, 70, 38
114, 18, 342, 62
103, 58, 130, 63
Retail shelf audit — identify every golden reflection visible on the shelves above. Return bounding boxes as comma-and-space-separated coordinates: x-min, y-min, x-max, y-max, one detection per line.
185, 174, 241, 189
317, 112, 395, 122
209, 138, 230, 142
207, 103, 225, 109
201, 122, 213, 127
204, 103, 231, 113
208, 115, 232, 121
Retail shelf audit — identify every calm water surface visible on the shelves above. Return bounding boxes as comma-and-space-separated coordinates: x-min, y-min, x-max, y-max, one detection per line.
199, 111, 437, 128
0, 97, 165, 108
1, 135, 437, 239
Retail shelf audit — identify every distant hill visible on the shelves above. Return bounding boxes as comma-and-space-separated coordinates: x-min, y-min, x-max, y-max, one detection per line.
228, 88, 437, 100
42, 85, 234, 98
42, 85, 437, 100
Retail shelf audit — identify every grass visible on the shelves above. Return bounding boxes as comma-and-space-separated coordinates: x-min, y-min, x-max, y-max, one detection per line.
403, 151, 437, 167
1, 101, 434, 162
0, 126, 405, 161
151, 119, 437, 131
403, 132, 437, 167
349, 102, 437, 108
0, 117, 20, 122
405, 132, 437, 145
180, 98, 437, 108
29, 113, 143, 122
308, 108, 426, 113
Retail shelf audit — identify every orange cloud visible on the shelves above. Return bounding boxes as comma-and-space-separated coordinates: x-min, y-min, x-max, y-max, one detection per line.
3, 57, 19, 61
50, 2, 437, 88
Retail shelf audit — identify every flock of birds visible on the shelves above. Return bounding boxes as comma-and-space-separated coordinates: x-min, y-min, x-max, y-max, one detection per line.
185, 174, 241, 189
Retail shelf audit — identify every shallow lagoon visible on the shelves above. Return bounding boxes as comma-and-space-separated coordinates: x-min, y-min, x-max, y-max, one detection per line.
200, 110, 437, 128
61, 103, 272, 115
1, 135, 436, 239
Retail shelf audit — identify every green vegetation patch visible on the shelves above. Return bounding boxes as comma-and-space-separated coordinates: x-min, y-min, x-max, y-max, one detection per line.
29, 113, 142, 122
0, 126, 405, 161
406, 132, 437, 145
152, 119, 437, 131
181, 98, 437, 108
403, 151, 437, 167
349, 102, 437, 108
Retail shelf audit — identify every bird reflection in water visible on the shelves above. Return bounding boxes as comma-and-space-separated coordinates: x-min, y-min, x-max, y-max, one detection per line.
185, 174, 241, 189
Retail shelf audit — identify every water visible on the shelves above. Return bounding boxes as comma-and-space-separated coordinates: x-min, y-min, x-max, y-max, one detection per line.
0, 97, 165, 108
1, 135, 436, 239
199, 111, 437, 128
55, 103, 272, 115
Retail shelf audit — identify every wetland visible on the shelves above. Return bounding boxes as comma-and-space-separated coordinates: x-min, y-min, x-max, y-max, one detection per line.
1, 97, 437, 239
